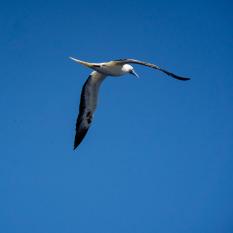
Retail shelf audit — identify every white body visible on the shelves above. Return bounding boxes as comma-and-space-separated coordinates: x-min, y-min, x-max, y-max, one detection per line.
94, 63, 126, 76
69, 57, 134, 77
94, 63, 134, 76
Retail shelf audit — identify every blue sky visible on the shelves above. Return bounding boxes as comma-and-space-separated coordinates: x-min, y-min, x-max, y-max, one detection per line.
0, 0, 233, 232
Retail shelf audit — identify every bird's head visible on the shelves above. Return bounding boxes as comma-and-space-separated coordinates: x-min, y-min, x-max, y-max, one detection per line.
122, 64, 139, 78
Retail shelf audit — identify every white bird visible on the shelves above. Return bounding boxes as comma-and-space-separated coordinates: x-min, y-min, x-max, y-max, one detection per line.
70, 57, 190, 150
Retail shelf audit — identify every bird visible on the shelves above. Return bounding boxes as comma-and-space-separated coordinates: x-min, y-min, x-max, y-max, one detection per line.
70, 57, 190, 150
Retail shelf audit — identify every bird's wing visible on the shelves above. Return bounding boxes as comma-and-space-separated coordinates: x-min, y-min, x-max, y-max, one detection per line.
112, 59, 190, 81
74, 71, 106, 150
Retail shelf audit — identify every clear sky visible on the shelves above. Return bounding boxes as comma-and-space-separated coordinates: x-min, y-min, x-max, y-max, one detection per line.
0, 0, 233, 232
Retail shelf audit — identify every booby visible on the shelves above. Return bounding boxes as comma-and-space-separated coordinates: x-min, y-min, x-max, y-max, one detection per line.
70, 57, 190, 150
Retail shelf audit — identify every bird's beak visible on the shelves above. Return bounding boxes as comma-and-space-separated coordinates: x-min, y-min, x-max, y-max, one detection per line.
130, 70, 139, 78
69, 57, 93, 68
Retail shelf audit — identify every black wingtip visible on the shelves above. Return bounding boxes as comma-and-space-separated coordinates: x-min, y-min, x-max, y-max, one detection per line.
160, 69, 191, 81
73, 138, 80, 150
174, 76, 191, 81
73, 128, 89, 151
73, 139, 82, 150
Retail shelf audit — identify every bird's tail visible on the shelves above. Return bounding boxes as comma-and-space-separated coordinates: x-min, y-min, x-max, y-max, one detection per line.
69, 57, 93, 68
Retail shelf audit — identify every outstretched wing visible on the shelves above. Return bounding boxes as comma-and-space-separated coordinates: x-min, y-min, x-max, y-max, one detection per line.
113, 58, 190, 81
74, 71, 106, 150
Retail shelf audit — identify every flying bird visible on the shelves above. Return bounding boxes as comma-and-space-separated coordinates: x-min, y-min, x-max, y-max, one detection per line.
70, 57, 190, 150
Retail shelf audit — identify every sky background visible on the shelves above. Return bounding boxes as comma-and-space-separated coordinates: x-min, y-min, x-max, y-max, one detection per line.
0, 0, 233, 232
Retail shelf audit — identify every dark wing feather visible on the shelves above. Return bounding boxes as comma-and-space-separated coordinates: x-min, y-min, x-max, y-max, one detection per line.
113, 58, 190, 81
74, 71, 106, 150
